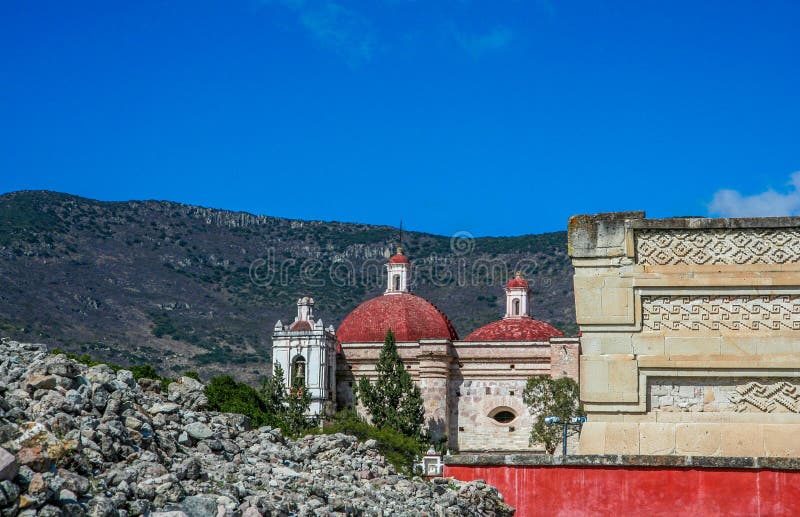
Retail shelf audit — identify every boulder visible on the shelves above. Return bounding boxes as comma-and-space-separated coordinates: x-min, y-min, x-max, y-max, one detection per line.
0, 447, 17, 481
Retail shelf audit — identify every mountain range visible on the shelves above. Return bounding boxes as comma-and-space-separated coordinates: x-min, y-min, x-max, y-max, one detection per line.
0, 190, 576, 383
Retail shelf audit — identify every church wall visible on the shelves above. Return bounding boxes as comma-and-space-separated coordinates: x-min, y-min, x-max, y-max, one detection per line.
449, 378, 539, 452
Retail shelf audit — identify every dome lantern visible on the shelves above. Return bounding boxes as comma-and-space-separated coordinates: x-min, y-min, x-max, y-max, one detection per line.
386, 247, 410, 294
504, 272, 530, 319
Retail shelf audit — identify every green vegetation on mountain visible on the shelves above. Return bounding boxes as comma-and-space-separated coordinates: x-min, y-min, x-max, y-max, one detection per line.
0, 190, 576, 383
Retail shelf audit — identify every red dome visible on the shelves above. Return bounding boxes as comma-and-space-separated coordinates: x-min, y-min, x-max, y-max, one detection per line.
389, 253, 409, 264
337, 293, 458, 343
506, 275, 529, 289
463, 317, 562, 342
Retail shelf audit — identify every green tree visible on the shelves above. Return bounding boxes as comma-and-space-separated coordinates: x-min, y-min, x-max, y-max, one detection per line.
523, 376, 583, 454
259, 363, 287, 416
205, 375, 281, 428
284, 374, 312, 436
357, 329, 425, 439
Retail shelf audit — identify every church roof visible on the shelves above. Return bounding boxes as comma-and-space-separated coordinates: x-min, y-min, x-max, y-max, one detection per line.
337, 292, 458, 343
289, 320, 313, 331
463, 317, 563, 342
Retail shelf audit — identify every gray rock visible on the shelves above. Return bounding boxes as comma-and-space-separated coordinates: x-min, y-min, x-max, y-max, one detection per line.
149, 403, 180, 415
0, 447, 18, 481
86, 496, 116, 517
184, 422, 213, 440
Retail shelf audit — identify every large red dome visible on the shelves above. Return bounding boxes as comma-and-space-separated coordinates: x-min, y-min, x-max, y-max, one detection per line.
337, 293, 459, 343
463, 317, 562, 342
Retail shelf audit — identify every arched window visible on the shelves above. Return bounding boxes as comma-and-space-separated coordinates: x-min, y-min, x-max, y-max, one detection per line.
394, 274, 401, 291
291, 355, 306, 384
513, 298, 520, 316
488, 407, 517, 424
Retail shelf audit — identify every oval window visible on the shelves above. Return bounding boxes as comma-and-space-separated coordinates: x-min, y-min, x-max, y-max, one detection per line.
489, 407, 517, 424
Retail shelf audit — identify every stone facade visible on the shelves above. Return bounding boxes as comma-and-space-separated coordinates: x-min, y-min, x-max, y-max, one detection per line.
569, 212, 800, 457
336, 337, 580, 452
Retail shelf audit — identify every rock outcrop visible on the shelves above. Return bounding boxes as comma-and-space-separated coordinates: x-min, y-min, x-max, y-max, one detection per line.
0, 339, 514, 516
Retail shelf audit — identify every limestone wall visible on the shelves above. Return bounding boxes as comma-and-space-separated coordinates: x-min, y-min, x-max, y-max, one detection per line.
337, 337, 580, 452
569, 212, 800, 457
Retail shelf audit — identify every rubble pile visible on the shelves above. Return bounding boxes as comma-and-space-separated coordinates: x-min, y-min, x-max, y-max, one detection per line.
0, 339, 513, 516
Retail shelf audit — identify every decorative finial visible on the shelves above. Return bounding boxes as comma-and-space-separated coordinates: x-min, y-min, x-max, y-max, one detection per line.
516, 271, 522, 278
399, 219, 404, 253
397, 246, 404, 255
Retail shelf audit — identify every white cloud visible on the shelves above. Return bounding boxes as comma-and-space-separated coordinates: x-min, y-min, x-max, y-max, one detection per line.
267, 0, 376, 65
708, 172, 800, 217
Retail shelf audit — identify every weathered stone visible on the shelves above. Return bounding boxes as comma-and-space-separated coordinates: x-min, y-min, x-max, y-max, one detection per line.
0, 447, 18, 482
24, 375, 58, 392
149, 403, 180, 415
183, 423, 213, 441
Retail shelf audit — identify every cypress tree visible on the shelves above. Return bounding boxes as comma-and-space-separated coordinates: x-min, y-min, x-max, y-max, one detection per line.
259, 362, 287, 416
357, 329, 425, 439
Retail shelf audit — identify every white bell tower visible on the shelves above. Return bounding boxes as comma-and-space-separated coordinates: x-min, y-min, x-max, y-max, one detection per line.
504, 272, 530, 319
385, 247, 410, 294
271, 297, 337, 416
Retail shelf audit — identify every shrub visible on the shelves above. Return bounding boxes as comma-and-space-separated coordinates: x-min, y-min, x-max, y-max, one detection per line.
316, 409, 424, 475
205, 375, 282, 429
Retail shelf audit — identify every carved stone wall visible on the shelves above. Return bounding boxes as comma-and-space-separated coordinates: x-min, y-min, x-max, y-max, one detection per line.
570, 213, 800, 457
635, 228, 800, 266
642, 295, 800, 332
649, 378, 800, 413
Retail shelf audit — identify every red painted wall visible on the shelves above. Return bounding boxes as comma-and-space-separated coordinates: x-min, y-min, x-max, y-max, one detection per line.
444, 464, 800, 517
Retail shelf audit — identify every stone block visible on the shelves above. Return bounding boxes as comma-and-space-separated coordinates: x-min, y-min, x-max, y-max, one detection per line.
665, 336, 721, 356
720, 336, 758, 355
602, 288, 632, 318
719, 424, 764, 457
763, 424, 800, 457
604, 423, 640, 455
675, 423, 721, 456
580, 358, 608, 400
639, 423, 675, 455
576, 422, 606, 455
632, 334, 665, 356
574, 287, 602, 324
607, 358, 638, 394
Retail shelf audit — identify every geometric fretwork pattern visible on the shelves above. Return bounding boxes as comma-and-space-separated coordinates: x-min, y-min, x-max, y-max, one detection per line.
641, 295, 800, 332
729, 381, 800, 413
635, 228, 800, 265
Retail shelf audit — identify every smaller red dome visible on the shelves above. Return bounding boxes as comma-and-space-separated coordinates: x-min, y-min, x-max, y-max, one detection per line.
506, 272, 529, 289
389, 247, 409, 263
463, 317, 562, 342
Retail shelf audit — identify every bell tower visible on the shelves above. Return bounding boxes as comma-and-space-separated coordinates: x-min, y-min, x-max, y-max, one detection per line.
504, 272, 530, 319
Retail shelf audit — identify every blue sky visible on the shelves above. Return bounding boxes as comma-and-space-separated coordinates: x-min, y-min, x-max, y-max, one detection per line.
1, 1, 798, 237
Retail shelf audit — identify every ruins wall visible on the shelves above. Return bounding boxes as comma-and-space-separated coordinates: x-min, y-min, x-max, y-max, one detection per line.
569, 212, 800, 456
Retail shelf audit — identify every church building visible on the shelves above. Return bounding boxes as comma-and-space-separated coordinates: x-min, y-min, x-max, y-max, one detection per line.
273, 248, 579, 452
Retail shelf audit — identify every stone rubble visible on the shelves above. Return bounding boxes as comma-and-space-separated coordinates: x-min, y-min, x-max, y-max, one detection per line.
0, 339, 514, 516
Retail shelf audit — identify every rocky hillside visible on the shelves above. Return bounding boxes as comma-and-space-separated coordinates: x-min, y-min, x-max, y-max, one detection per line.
0, 190, 575, 382
0, 339, 514, 516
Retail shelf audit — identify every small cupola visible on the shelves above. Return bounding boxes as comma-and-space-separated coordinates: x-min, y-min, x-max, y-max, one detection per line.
385, 247, 410, 294
290, 297, 315, 331
504, 272, 530, 319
